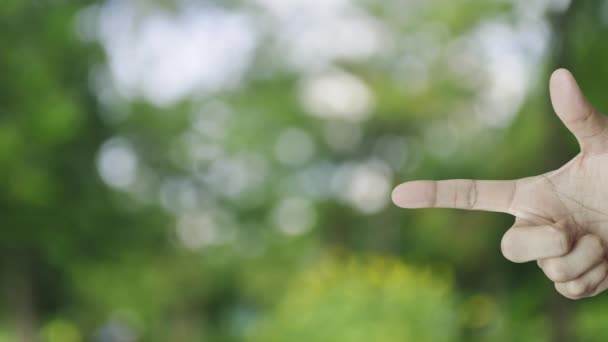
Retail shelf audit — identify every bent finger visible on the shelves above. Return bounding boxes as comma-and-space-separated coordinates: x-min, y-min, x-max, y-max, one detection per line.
539, 234, 605, 282
555, 261, 608, 300
501, 225, 572, 263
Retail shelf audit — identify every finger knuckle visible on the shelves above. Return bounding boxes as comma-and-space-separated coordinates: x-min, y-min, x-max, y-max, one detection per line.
501, 232, 521, 262
551, 228, 571, 255
555, 283, 584, 300
583, 234, 603, 251
466, 180, 477, 209
543, 259, 570, 282
567, 279, 590, 298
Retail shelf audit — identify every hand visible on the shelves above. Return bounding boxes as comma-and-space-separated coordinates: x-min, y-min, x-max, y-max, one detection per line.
392, 69, 608, 300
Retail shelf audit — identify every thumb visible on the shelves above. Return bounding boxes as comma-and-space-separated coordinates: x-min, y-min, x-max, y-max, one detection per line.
550, 68, 608, 153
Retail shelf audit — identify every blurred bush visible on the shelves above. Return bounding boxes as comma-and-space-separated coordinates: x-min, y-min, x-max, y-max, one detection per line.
248, 255, 457, 342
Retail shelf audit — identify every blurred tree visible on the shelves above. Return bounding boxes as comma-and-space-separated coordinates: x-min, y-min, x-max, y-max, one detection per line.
0, 2, 170, 340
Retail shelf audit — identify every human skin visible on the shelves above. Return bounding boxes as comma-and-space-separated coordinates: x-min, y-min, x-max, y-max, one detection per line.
392, 69, 608, 300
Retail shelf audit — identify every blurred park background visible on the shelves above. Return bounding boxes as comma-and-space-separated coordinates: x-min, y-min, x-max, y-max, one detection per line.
2, 0, 608, 341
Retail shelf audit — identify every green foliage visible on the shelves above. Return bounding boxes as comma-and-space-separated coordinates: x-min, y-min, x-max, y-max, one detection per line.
248, 255, 458, 342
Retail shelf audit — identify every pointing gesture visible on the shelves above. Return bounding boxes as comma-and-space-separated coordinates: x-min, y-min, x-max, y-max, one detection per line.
392, 69, 608, 300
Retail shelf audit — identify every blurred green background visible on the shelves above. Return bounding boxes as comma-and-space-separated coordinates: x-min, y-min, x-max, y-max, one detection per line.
2, 0, 608, 341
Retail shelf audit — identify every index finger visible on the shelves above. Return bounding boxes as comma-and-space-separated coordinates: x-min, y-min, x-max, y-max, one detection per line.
391, 179, 518, 214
